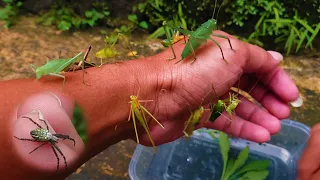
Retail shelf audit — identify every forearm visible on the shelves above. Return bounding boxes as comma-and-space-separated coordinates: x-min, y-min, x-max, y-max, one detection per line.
0, 53, 169, 178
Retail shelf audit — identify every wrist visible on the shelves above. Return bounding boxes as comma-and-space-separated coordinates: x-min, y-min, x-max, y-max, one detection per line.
79, 54, 171, 156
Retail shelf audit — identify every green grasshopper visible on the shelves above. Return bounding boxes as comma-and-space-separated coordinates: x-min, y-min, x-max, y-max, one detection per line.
209, 76, 261, 123
161, 30, 184, 47
128, 94, 165, 152
183, 83, 219, 138
163, 0, 233, 64
95, 33, 136, 67
183, 106, 205, 139
30, 51, 89, 87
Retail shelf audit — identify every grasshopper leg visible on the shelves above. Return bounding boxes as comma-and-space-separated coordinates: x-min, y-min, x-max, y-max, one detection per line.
212, 33, 234, 51
208, 37, 228, 64
48, 73, 66, 87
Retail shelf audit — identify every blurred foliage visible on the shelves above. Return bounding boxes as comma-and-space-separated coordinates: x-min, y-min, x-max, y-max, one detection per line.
1, 0, 319, 54
134, 0, 319, 54
38, 1, 110, 31
0, 0, 22, 28
72, 103, 88, 144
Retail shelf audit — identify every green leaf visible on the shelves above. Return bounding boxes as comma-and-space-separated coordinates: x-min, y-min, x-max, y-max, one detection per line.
296, 29, 308, 53
72, 103, 88, 144
139, 21, 148, 29
57, 20, 71, 31
224, 158, 235, 179
3, 0, 13, 3
219, 132, 230, 179
128, 14, 138, 23
85, 11, 93, 18
224, 146, 250, 180
239, 170, 269, 180
306, 24, 320, 48
148, 26, 165, 39
232, 160, 270, 178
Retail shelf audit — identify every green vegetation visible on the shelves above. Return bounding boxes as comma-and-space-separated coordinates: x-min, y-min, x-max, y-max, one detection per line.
218, 131, 271, 180
38, 1, 110, 31
0, 0, 319, 55
0, 0, 22, 28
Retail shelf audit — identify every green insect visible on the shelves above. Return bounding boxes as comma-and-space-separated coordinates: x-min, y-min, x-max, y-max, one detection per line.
163, 0, 233, 64
161, 30, 185, 47
67, 45, 96, 72
30, 51, 88, 87
95, 33, 136, 66
128, 94, 165, 152
209, 99, 225, 122
183, 106, 205, 139
14, 116, 75, 171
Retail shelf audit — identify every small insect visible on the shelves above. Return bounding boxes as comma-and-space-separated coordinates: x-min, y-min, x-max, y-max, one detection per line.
14, 116, 75, 171
30, 51, 87, 87
183, 83, 219, 138
128, 94, 165, 152
161, 30, 185, 47
209, 99, 225, 122
183, 106, 205, 138
162, 0, 233, 64
67, 45, 96, 72
210, 75, 262, 122
95, 33, 136, 66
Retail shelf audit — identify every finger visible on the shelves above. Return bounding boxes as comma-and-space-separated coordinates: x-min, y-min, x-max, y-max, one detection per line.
13, 92, 85, 172
234, 98, 281, 135
298, 124, 320, 180
205, 113, 271, 143
237, 79, 291, 119
311, 169, 320, 180
242, 44, 299, 102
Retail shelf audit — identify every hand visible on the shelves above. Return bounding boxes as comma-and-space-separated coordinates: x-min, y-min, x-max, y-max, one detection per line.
135, 30, 299, 146
298, 123, 320, 180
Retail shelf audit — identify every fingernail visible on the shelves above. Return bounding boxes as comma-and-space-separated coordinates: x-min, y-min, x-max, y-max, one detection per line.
290, 95, 303, 107
72, 103, 88, 144
268, 51, 283, 61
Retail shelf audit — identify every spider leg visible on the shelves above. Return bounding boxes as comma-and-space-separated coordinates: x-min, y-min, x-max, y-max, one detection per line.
22, 116, 43, 129
52, 143, 67, 170
39, 119, 49, 131
54, 134, 76, 146
14, 136, 38, 142
29, 142, 47, 154
50, 143, 60, 171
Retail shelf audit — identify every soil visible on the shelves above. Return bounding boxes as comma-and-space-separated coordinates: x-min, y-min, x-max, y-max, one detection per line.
1, 16, 320, 180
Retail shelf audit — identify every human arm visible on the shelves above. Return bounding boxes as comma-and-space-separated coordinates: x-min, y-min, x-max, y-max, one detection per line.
0, 30, 299, 179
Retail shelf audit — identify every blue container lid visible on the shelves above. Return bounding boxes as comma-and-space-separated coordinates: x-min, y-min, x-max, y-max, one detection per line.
129, 119, 311, 180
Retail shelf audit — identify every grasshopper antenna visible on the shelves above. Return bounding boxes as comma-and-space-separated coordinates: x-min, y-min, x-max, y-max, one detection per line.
212, 0, 218, 19
216, 0, 226, 23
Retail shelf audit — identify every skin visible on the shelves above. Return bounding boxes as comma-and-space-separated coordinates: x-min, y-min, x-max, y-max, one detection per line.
0, 31, 299, 179
298, 123, 320, 180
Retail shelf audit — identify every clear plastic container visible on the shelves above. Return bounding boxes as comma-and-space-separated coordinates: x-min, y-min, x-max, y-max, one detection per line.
129, 119, 311, 180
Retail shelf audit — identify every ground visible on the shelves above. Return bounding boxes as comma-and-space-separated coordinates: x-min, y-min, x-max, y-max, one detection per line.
1, 16, 320, 180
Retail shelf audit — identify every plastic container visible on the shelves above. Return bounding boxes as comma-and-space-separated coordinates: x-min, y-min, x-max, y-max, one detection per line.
129, 119, 311, 180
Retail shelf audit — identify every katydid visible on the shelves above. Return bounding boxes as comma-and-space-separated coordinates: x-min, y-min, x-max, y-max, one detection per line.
128, 95, 165, 152
95, 33, 136, 67
210, 76, 262, 122
183, 83, 219, 138
183, 106, 205, 139
67, 45, 96, 72
30, 51, 88, 87
161, 30, 184, 47
163, 0, 233, 64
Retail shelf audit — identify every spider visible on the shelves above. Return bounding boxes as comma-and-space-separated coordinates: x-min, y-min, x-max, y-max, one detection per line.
14, 116, 76, 171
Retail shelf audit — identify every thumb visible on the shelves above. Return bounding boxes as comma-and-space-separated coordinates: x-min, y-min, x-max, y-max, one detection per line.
12, 92, 85, 172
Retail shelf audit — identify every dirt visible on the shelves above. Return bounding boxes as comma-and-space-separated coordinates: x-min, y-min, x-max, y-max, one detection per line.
1, 16, 320, 180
